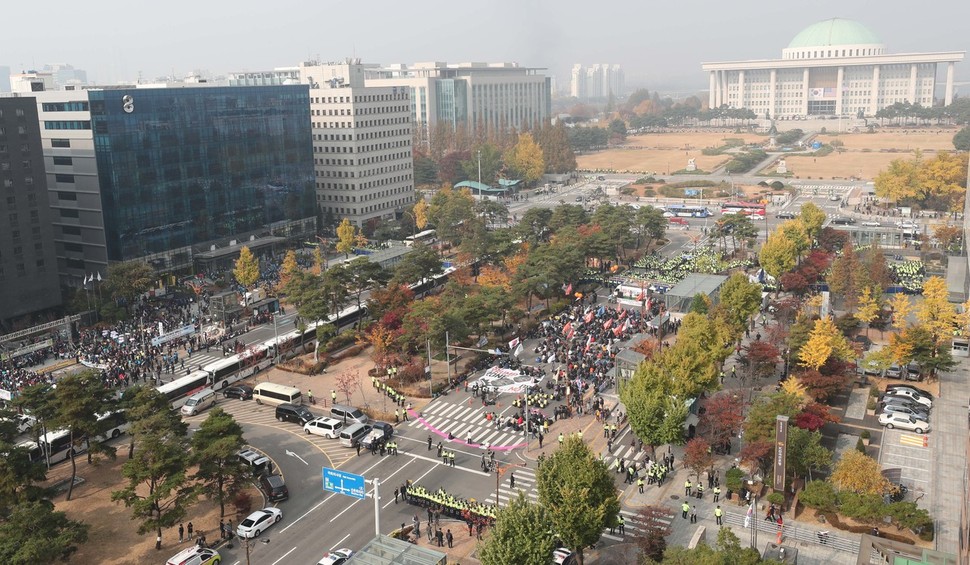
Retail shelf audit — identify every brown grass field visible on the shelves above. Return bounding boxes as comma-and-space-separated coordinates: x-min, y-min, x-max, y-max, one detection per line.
576, 149, 730, 174
579, 129, 956, 179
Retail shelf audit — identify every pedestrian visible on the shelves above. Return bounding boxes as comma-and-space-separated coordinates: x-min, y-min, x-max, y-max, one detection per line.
187, 521, 193, 539
538, 432, 543, 448
331, 390, 337, 404
509, 473, 515, 489
404, 403, 411, 421
690, 506, 697, 524
715, 505, 723, 526
446, 529, 453, 548
682, 502, 690, 519
436, 528, 444, 547
394, 487, 399, 504
307, 389, 315, 404
428, 435, 433, 451
618, 515, 625, 535
468, 520, 474, 537
178, 523, 185, 543
219, 519, 225, 540
558, 432, 564, 445
637, 477, 644, 494
356, 442, 361, 456
395, 409, 400, 423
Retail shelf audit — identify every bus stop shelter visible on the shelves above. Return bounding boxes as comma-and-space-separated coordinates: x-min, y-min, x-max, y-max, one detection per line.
663, 274, 728, 314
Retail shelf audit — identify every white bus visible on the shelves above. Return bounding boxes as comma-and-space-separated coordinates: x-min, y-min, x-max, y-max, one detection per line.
23, 429, 90, 466
156, 371, 210, 400
95, 411, 130, 441
404, 229, 437, 247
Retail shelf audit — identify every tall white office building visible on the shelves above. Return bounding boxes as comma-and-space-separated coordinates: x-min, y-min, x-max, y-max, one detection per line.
298, 61, 415, 230
702, 18, 964, 118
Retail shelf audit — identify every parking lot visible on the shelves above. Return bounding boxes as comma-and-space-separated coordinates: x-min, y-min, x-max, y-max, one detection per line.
877, 427, 931, 500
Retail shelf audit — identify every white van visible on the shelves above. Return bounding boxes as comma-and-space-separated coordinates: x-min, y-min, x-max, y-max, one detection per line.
339, 423, 371, 448
330, 404, 368, 424
253, 382, 302, 407
180, 388, 216, 416
166, 546, 221, 565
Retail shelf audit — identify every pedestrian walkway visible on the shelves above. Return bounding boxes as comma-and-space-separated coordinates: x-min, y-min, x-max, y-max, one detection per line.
408, 398, 529, 450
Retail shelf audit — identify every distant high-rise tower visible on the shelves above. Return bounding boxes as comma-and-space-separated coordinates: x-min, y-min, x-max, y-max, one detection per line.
570, 64, 624, 100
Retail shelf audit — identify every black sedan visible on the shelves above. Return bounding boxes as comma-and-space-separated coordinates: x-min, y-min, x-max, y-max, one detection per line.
223, 384, 254, 400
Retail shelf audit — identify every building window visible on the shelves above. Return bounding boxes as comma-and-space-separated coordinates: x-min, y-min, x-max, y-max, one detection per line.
43, 120, 91, 130
55, 173, 75, 183
52, 156, 73, 166
51, 138, 71, 148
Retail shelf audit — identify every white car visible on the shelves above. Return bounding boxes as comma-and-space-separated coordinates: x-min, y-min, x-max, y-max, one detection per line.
304, 417, 344, 439
895, 221, 917, 229
318, 548, 354, 565
4, 414, 36, 435
553, 547, 576, 565
860, 220, 881, 227
878, 412, 929, 433
236, 507, 283, 539
885, 388, 932, 408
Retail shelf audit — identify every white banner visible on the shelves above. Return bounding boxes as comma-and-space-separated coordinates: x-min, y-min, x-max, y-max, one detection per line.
151, 324, 196, 347
0, 339, 53, 361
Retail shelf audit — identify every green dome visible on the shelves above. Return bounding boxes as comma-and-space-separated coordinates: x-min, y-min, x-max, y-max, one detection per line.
787, 18, 881, 49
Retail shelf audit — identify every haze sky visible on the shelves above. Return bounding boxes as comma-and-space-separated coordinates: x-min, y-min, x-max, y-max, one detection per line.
4, 0, 968, 94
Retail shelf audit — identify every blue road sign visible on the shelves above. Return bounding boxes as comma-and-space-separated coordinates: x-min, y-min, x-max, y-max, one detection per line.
684, 189, 700, 197
323, 467, 366, 500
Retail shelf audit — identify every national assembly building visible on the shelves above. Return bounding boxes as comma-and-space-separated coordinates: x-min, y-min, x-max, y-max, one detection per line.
701, 18, 964, 118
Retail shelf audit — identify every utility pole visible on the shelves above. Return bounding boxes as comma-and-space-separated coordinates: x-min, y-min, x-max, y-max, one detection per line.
427, 339, 433, 397
373, 476, 381, 537
445, 332, 451, 385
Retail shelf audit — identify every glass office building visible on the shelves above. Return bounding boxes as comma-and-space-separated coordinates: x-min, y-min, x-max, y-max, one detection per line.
87, 86, 315, 261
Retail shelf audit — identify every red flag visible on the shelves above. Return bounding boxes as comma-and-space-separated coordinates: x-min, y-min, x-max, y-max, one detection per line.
564, 283, 573, 296
613, 324, 623, 337
636, 290, 645, 301
566, 329, 575, 341
562, 322, 572, 336
618, 309, 627, 320
603, 319, 613, 330
584, 311, 594, 324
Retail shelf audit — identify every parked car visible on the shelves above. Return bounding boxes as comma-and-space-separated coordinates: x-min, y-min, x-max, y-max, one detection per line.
885, 384, 934, 400
904, 363, 922, 382
236, 507, 283, 539
878, 412, 929, 433
829, 194, 841, 201
884, 388, 932, 407
895, 221, 918, 229
259, 474, 289, 502
775, 211, 796, 219
879, 395, 930, 416
851, 335, 873, 352
831, 217, 855, 225
304, 417, 344, 439
166, 547, 221, 565
237, 448, 271, 477
3, 414, 36, 435
860, 220, 881, 227
318, 548, 354, 565
878, 403, 929, 420
223, 384, 254, 400
361, 421, 394, 449
885, 364, 903, 379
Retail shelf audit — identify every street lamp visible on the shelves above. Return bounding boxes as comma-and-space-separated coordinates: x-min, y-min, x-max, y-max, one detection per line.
314, 235, 329, 271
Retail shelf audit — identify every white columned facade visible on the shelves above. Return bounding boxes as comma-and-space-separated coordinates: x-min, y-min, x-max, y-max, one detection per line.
870, 65, 881, 116
769, 69, 777, 118
721, 70, 729, 107
715, 71, 723, 107
945, 62, 955, 106
737, 70, 745, 108
802, 68, 810, 115
709, 71, 716, 108
835, 66, 844, 115
908, 64, 918, 104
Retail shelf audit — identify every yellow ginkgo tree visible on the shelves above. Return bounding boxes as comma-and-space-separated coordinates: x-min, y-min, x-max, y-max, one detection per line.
798, 316, 853, 371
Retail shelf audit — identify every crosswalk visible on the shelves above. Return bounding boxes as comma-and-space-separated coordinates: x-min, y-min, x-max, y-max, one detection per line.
409, 399, 529, 450
183, 397, 357, 467
482, 466, 673, 541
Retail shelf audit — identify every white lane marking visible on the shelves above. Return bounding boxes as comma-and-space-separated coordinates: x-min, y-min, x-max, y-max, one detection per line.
331, 533, 351, 550
270, 547, 297, 565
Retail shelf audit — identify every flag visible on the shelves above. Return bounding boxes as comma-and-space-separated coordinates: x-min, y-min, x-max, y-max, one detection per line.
562, 322, 572, 336
564, 283, 573, 296
636, 290, 645, 301
603, 319, 613, 330
83, 274, 90, 284
645, 297, 652, 311
618, 309, 627, 320
584, 312, 594, 324
96, 272, 102, 282
508, 337, 520, 350
566, 329, 575, 341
